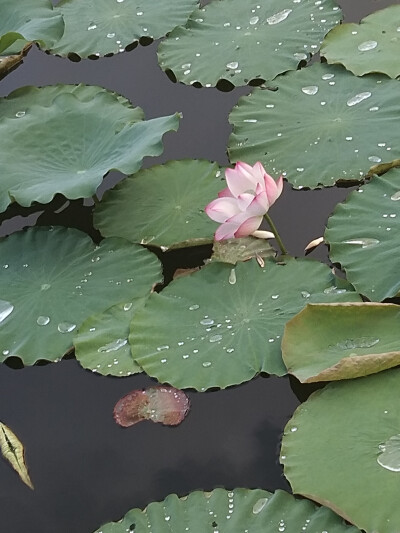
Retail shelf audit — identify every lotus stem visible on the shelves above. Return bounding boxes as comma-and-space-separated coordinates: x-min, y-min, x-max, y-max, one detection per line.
264, 213, 287, 255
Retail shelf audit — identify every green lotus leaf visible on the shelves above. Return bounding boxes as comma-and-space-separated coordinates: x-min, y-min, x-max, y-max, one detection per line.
282, 303, 400, 383
321, 6, 400, 79
0, 86, 179, 213
157, 0, 342, 88
50, 0, 198, 59
281, 367, 400, 533
228, 63, 400, 189
0, 84, 137, 114
129, 258, 361, 391
74, 299, 146, 377
0, 227, 162, 365
94, 160, 224, 250
325, 168, 400, 301
0, 0, 64, 55
93, 487, 360, 533
210, 235, 275, 264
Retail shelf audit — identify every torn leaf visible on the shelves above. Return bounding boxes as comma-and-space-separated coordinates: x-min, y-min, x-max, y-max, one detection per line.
113, 386, 190, 427
0, 421, 34, 489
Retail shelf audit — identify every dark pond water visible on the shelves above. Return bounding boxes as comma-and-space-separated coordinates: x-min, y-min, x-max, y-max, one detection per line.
0, 0, 395, 531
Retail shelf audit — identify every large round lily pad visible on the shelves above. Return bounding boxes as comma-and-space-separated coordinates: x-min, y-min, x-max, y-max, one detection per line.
0, 227, 162, 365
129, 258, 361, 391
93, 487, 360, 533
157, 0, 342, 88
94, 160, 224, 250
74, 299, 147, 377
0, 0, 64, 55
228, 63, 400, 188
282, 303, 400, 382
281, 367, 400, 533
321, 6, 400, 79
0, 85, 179, 213
50, 0, 198, 59
325, 168, 400, 301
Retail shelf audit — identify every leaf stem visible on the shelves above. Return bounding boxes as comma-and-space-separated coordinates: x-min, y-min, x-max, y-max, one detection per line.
264, 213, 287, 255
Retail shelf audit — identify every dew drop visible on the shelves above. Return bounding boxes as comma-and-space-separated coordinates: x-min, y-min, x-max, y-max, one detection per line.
2, 350, 9, 356
294, 52, 307, 60
209, 334, 222, 343
200, 318, 214, 326
301, 85, 318, 95
322, 73, 335, 80
37, 315, 50, 326
347, 92, 372, 106
0, 300, 14, 324
123, 302, 133, 311
87, 23, 97, 30
252, 497, 268, 514
368, 155, 382, 163
229, 268, 236, 285
267, 9, 292, 24
377, 434, 400, 472
202, 361, 212, 368
333, 337, 379, 350
271, 294, 279, 299
343, 238, 380, 248
189, 304, 200, 310
107, 32, 116, 38
15, 111, 26, 118
98, 338, 128, 352
390, 191, 400, 201
57, 322, 76, 333
226, 61, 239, 69
358, 40, 378, 51
249, 16, 259, 24
301, 291, 310, 298
157, 345, 170, 351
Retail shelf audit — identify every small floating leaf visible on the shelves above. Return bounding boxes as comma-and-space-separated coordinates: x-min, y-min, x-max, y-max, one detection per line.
228, 63, 400, 188
50, 0, 197, 59
0, 85, 179, 213
157, 0, 342, 87
281, 368, 400, 533
113, 386, 190, 427
282, 303, 400, 382
325, 168, 400, 300
92, 488, 360, 533
0, 422, 33, 490
129, 258, 361, 391
94, 160, 224, 250
321, 6, 400, 79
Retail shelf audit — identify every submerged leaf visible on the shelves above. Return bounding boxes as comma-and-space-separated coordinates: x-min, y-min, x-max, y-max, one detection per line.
0, 422, 33, 490
113, 386, 190, 427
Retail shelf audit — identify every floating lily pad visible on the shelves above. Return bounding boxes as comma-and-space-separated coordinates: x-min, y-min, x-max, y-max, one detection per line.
0, 86, 179, 213
0, 0, 64, 55
281, 367, 400, 533
282, 303, 400, 382
50, 0, 198, 59
321, 6, 400, 79
113, 386, 190, 427
157, 0, 342, 87
228, 63, 400, 188
74, 299, 146, 377
129, 258, 361, 391
325, 168, 400, 300
0, 227, 162, 365
94, 160, 224, 250
93, 487, 360, 533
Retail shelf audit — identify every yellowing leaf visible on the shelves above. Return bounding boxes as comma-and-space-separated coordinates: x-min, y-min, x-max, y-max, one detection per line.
0, 421, 34, 490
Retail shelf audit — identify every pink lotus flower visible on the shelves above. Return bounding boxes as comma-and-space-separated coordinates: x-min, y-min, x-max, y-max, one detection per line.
205, 161, 284, 241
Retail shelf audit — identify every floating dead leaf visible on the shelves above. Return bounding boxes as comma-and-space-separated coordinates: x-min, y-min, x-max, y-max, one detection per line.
304, 236, 324, 254
0, 42, 32, 81
0, 421, 34, 489
113, 386, 190, 427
